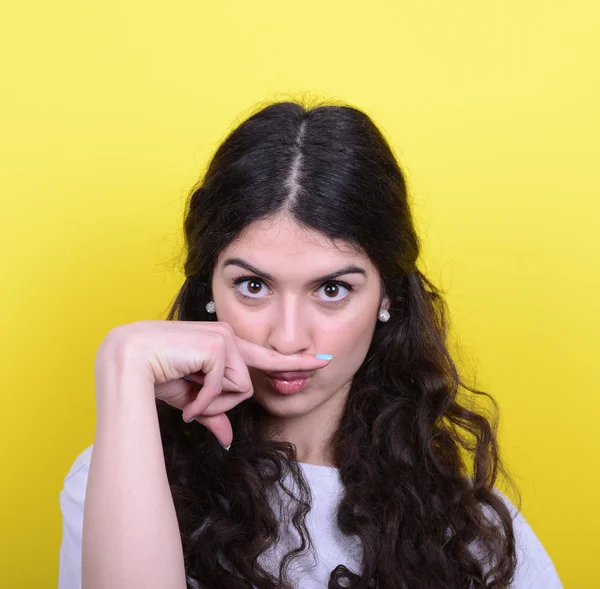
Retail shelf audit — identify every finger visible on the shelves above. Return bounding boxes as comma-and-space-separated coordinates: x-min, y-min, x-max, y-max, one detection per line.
193, 413, 233, 449
210, 324, 254, 394
182, 373, 245, 393
154, 378, 199, 411
194, 388, 253, 417
235, 336, 333, 372
181, 338, 226, 423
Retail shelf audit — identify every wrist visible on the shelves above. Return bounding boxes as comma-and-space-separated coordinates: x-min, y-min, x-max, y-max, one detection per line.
94, 336, 155, 407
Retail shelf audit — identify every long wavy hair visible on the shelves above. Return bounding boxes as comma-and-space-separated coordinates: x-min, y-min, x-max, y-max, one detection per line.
158, 98, 521, 588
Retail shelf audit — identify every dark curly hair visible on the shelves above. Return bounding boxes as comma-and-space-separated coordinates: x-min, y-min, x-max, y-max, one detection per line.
157, 98, 521, 588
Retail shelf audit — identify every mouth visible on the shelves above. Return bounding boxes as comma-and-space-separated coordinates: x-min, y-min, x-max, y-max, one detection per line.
265, 371, 313, 395
265, 371, 315, 380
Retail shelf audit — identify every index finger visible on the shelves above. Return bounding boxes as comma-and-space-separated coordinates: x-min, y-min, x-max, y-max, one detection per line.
234, 336, 333, 371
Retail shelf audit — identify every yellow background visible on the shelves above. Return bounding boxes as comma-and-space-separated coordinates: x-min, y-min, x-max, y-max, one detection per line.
1, 1, 597, 586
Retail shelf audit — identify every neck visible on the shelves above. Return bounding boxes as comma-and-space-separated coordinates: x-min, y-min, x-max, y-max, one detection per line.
265, 383, 350, 467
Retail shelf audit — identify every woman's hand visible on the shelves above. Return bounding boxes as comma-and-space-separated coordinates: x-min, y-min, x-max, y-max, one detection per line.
95, 319, 332, 448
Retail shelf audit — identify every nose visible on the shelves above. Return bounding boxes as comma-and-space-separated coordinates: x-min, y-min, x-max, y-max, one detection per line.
266, 296, 312, 355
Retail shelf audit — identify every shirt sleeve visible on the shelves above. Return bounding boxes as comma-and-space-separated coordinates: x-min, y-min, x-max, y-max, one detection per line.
58, 445, 93, 589
492, 488, 563, 588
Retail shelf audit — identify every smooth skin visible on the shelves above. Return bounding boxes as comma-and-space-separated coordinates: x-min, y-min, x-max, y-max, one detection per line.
211, 212, 389, 465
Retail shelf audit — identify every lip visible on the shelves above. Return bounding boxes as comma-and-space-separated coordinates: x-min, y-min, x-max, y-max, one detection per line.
265, 371, 314, 380
266, 374, 311, 395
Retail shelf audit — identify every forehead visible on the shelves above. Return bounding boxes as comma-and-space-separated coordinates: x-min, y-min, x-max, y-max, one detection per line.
217, 213, 374, 273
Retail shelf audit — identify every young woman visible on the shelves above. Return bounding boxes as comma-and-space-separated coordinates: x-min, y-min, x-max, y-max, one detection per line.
59, 100, 563, 588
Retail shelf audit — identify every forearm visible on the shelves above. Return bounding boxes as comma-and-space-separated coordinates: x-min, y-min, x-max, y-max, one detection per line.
83, 349, 186, 589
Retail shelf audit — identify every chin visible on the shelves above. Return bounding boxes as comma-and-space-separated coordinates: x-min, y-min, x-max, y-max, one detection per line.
253, 389, 319, 418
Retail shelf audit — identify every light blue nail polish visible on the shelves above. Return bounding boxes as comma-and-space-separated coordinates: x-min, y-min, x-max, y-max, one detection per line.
316, 354, 333, 360
187, 417, 196, 423
219, 442, 231, 451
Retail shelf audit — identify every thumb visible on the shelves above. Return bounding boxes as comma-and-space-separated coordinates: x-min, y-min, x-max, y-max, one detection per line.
191, 412, 233, 450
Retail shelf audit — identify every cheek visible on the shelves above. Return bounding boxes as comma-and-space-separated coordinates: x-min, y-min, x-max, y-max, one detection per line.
218, 307, 268, 344
318, 314, 377, 370
212, 283, 270, 344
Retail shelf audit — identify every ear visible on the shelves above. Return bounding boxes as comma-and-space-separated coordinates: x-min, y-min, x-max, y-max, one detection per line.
381, 294, 391, 310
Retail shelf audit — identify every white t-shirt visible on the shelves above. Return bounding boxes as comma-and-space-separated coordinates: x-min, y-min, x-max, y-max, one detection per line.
58, 445, 563, 589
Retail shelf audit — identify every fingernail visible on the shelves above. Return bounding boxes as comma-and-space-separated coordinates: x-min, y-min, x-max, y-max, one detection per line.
219, 442, 231, 451
187, 417, 196, 423
316, 354, 333, 360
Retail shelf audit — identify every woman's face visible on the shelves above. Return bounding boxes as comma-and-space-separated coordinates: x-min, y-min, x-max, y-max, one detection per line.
211, 212, 388, 420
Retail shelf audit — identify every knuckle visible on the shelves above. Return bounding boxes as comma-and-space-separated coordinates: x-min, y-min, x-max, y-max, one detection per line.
188, 396, 206, 416
211, 331, 227, 352
214, 321, 235, 337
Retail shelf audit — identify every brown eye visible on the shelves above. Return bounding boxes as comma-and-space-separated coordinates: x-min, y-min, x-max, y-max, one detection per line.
316, 281, 353, 305
324, 283, 340, 298
247, 280, 262, 294
233, 277, 269, 299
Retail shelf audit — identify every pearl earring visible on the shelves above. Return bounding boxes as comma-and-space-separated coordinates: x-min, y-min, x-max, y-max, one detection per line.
206, 300, 216, 314
378, 308, 390, 322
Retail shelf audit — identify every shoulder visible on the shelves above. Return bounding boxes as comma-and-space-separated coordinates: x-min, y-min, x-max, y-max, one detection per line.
487, 487, 563, 588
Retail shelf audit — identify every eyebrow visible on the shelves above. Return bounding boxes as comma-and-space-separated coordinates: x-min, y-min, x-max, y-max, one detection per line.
221, 257, 368, 284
